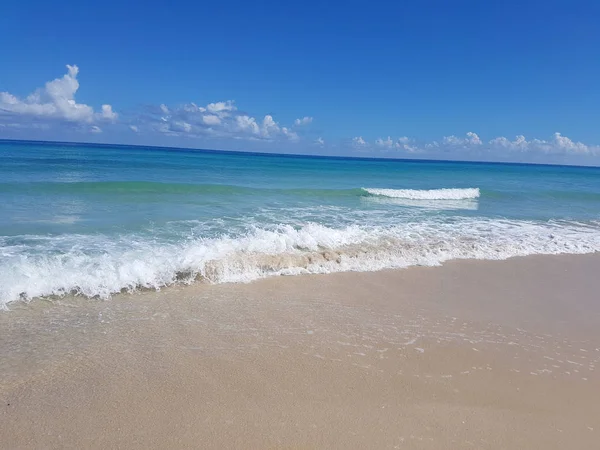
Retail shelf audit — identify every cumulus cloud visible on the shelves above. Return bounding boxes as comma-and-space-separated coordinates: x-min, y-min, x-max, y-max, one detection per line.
2, 64, 597, 164
140, 99, 300, 142
100, 104, 117, 121
262, 115, 279, 137
0, 65, 117, 128
442, 131, 482, 146
358, 132, 599, 160
395, 136, 419, 153
354, 136, 366, 145
489, 134, 528, 151
0, 72, 300, 140
352, 136, 368, 147
235, 115, 260, 135
436, 131, 594, 156
294, 116, 313, 126
375, 136, 394, 148
202, 115, 221, 126
489, 132, 592, 155
206, 101, 236, 114
375, 136, 419, 152
281, 126, 299, 141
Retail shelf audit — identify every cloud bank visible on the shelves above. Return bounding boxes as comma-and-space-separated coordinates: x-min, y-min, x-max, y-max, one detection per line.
374, 136, 419, 153
1, 64, 599, 164
138, 101, 299, 142
370, 131, 598, 158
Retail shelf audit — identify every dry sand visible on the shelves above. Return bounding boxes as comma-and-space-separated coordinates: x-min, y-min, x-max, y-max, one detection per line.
1, 254, 600, 449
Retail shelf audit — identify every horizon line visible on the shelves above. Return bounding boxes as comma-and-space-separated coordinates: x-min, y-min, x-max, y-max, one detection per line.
1, 138, 598, 170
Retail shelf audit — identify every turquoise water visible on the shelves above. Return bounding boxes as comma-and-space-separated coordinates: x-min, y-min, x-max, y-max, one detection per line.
1, 140, 600, 306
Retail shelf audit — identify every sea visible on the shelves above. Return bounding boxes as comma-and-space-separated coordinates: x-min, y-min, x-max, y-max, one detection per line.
1, 140, 600, 307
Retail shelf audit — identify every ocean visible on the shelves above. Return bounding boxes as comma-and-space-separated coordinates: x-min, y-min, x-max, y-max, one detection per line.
1, 140, 600, 307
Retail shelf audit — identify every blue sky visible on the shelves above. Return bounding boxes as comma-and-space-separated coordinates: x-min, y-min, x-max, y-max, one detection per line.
1, 0, 600, 164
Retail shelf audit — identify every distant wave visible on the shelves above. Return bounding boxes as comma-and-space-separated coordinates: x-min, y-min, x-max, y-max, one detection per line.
362, 187, 480, 200
0, 181, 480, 201
2, 218, 599, 306
6, 182, 600, 203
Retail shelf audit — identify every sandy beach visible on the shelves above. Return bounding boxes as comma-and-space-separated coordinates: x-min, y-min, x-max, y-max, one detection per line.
1, 254, 600, 449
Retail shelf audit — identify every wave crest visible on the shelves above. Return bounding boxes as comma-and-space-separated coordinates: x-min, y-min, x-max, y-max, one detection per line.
2, 218, 599, 306
362, 187, 480, 200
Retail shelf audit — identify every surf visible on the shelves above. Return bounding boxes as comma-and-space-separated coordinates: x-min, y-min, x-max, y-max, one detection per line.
362, 187, 480, 200
2, 218, 599, 307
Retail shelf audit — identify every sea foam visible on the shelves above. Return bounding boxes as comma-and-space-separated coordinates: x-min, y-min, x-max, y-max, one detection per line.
362, 187, 480, 200
1, 218, 599, 307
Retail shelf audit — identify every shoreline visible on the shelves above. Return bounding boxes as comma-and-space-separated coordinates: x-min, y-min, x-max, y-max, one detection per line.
3, 244, 599, 310
2, 253, 600, 449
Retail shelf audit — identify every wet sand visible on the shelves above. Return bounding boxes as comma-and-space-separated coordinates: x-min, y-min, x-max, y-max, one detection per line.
1, 254, 600, 449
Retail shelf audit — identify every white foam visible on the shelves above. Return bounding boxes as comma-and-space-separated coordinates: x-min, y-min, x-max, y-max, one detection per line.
1, 218, 599, 307
363, 187, 480, 200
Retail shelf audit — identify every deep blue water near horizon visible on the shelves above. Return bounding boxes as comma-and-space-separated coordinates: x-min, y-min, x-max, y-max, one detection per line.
1, 140, 600, 306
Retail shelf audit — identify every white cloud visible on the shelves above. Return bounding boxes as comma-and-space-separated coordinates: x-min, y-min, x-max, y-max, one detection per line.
206, 101, 236, 114
235, 115, 260, 135
202, 114, 221, 126
395, 136, 419, 153
443, 131, 482, 146
375, 136, 419, 152
2, 64, 597, 164
360, 132, 598, 160
262, 114, 280, 137
352, 136, 368, 147
101, 104, 117, 121
141, 99, 299, 142
171, 121, 192, 133
294, 116, 313, 126
281, 127, 299, 141
375, 136, 394, 148
489, 132, 592, 155
0, 64, 116, 127
489, 134, 528, 151
548, 132, 589, 154
260, 115, 299, 140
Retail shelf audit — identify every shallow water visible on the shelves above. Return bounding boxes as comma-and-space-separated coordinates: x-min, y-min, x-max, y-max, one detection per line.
1, 140, 600, 305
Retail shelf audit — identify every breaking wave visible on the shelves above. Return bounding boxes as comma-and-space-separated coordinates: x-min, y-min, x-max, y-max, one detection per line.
2, 181, 480, 201
1, 218, 599, 307
362, 187, 480, 200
